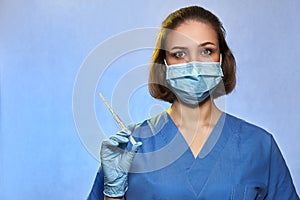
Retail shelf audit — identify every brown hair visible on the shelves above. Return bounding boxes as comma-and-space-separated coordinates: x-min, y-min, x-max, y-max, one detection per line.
148, 6, 236, 103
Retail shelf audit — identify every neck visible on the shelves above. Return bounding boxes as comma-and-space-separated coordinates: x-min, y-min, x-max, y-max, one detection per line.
167, 98, 222, 129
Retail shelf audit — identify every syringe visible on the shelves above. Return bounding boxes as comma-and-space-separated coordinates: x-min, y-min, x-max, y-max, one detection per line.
98, 93, 137, 145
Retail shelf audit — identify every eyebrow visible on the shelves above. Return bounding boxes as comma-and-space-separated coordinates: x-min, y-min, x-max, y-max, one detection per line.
169, 46, 188, 51
199, 41, 217, 47
169, 41, 217, 50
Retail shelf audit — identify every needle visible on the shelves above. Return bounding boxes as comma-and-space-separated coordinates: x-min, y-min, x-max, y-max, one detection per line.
98, 93, 136, 145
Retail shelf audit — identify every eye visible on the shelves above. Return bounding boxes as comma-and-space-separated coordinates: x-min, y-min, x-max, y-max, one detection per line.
171, 51, 186, 59
200, 48, 213, 56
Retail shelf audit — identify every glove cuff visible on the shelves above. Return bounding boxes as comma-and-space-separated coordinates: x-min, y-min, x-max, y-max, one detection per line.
103, 175, 128, 198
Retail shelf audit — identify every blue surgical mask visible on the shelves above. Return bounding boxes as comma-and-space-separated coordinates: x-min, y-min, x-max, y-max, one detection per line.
164, 58, 224, 105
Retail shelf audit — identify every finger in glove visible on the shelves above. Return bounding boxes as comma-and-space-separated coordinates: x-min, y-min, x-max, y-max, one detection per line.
130, 141, 142, 153
102, 138, 119, 147
109, 134, 129, 144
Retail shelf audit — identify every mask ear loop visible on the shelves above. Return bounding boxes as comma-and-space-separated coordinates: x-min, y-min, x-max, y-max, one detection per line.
163, 59, 169, 67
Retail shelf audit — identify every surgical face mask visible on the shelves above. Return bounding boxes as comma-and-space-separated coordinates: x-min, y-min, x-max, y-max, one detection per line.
164, 57, 224, 105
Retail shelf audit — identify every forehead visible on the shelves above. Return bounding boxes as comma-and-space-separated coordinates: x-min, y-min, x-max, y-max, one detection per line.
165, 20, 218, 48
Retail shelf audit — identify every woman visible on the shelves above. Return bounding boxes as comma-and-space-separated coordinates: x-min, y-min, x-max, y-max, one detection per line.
88, 6, 299, 200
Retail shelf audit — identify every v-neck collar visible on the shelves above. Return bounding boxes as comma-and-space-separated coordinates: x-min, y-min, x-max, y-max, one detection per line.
163, 111, 228, 160
131, 111, 231, 173
159, 111, 232, 197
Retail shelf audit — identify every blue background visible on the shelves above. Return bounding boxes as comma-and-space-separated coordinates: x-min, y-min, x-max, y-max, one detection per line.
1, 0, 299, 199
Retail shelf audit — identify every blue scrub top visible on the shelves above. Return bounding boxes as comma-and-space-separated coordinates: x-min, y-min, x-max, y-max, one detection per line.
87, 112, 299, 200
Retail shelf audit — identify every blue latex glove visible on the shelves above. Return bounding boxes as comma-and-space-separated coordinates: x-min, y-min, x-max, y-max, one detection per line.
100, 125, 142, 198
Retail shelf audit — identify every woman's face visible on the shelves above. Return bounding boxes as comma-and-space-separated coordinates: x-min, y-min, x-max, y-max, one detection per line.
165, 20, 220, 65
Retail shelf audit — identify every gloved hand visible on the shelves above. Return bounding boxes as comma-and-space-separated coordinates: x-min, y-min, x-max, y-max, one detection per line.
100, 125, 142, 198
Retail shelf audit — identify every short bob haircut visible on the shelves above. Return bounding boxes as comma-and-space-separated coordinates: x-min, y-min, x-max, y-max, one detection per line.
148, 6, 236, 103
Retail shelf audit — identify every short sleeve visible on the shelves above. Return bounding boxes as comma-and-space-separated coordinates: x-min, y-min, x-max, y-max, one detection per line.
87, 166, 105, 200
267, 136, 299, 199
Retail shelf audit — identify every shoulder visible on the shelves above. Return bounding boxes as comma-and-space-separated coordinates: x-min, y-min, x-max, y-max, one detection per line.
222, 113, 279, 167
131, 111, 169, 138
225, 113, 272, 137
224, 113, 273, 148
130, 111, 173, 153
